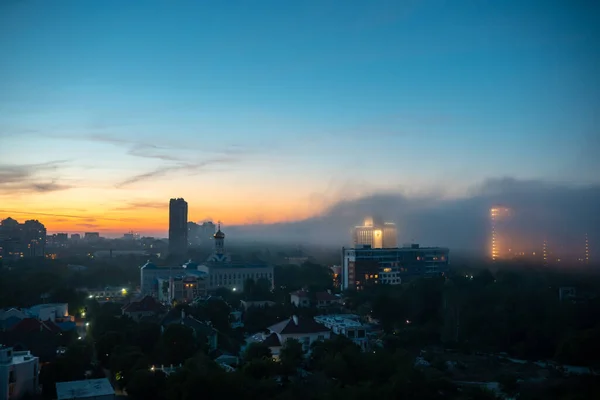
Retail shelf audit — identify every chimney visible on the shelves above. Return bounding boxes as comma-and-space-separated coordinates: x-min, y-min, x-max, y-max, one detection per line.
292, 315, 298, 325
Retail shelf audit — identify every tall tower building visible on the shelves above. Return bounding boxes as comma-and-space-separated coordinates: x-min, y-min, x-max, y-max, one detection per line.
585, 233, 589, 264
490, 207, 511, 261
169, 198, 188, 255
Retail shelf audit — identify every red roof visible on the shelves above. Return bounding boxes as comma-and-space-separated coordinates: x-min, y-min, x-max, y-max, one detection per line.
122, 296, 166, 313
8, 318, 62, 334
262, 332, 281, 347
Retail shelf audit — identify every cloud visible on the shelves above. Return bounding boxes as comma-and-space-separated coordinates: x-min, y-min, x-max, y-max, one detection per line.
76, 223, 101, 229
0, 209, 132, 222
114, 201, 166, 211
0, 161, 74, 195
225, 177, 600, 257
115, 157, 237, 188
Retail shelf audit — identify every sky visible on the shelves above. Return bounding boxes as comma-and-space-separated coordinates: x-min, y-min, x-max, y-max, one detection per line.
0, 0, 599, 236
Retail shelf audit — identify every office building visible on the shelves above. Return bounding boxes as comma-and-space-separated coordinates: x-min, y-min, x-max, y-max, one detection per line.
341, 244, 449, 290
0, 345, 39, 400
169, 198, 188, 255
353, 217, 397, 249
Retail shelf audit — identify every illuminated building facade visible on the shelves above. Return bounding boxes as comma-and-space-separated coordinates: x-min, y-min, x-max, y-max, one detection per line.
490, 207, 512, 260
353, 218, 397, 249
341, 244, 449, 290
585, 234, 589, 264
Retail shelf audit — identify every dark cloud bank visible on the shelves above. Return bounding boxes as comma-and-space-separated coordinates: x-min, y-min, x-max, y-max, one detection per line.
226, 178, 600, 256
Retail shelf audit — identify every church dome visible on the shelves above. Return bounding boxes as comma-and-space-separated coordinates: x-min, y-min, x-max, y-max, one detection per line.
214, 230, 225, 239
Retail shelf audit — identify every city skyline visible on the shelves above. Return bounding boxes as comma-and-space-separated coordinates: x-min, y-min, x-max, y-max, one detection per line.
1, 1, 599, 235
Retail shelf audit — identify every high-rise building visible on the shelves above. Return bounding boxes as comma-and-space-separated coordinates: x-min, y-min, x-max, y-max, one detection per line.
490, 207, 512, 261
169, 198, 188, 255
585, 233, 589, 264
353, 217, 397, 249
187, 221, 216, 246
0, 218, 46, 258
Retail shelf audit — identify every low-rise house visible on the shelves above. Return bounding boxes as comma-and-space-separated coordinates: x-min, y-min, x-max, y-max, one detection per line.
0, 319, 65, 362
245, 316, 330, 359
0, 345, 39, 400
240, 300, 276, 311
290, 290, 342, 308
314, 314, 369, 350
121, 296, 167, 321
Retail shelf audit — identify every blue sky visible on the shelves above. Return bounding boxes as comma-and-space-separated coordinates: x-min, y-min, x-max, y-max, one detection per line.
0, 0, 599, 231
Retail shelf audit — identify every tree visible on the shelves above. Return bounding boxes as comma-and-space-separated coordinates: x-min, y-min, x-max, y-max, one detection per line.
158, 324, 198, 365
126, 370, 167, 400
244, 342, 272, 362
279, 338, 304, 376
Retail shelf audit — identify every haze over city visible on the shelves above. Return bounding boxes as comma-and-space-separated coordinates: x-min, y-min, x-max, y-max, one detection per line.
1, 1, 599, 251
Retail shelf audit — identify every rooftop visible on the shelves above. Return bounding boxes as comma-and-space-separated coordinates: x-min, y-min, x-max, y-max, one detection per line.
314, 315, 365, 329
10, 350, 37, 365
56, 378, 115, 400
122, 296, 166, 314
291, 290, 340, 302
268, 316, 330, 335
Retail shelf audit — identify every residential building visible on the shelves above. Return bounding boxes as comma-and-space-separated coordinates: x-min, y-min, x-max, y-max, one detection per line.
198, 226, 274, 292
290, 290, 342, 308
245, 316, 330, 359
169, 198, 188, 255
314, 315, 368, 350
121, 296, 166, 321
84, 232, 100, 242
240, 300, 276, 311
353, 217, 397, 249
70, 234, 81, 241
157, 274, 207, 304
140, 261, 186, 296
0, 218, 46, 259
27, 303, 69, 322
55, 378, 115, 400
0, 345, 39, 400
342, 244, 450, 290
188, 221, 216, 246
85, 286, 131, 301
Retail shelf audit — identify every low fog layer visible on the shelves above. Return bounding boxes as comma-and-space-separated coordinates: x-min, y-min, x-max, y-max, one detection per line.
227, 178, 600, 255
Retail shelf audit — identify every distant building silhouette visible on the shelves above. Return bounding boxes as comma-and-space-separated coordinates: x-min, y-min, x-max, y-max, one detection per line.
0, 217, 46, 259
169, 198, 188, 255
187, 221, 215, 247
